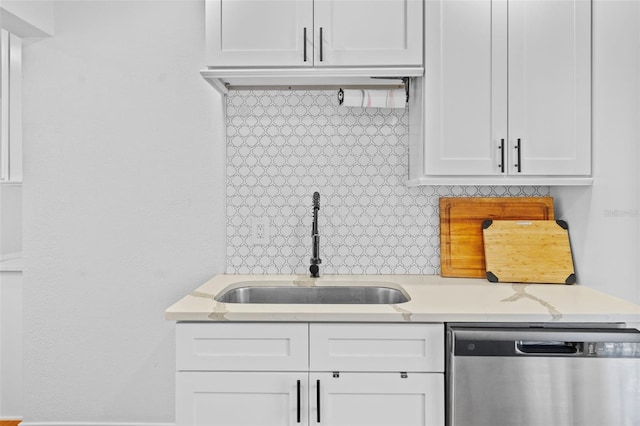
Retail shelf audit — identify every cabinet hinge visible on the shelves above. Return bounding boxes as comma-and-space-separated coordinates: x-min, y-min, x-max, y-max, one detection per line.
332, 372, 340, 378
400, 372, 408, 378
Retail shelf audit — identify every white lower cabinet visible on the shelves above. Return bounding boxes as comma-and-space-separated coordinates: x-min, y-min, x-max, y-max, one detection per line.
175, 323, 445, 426
313, 372, 444, 426
177, 372, 308, 426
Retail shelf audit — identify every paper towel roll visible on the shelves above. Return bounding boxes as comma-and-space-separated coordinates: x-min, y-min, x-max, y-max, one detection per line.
338, 88, 407, 109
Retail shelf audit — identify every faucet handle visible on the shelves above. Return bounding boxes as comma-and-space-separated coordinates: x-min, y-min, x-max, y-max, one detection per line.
313, 192, 320, 209
310, 264, 320, 278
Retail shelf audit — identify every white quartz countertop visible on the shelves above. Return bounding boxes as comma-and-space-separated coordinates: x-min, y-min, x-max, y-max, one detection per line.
165, 274, 640, 323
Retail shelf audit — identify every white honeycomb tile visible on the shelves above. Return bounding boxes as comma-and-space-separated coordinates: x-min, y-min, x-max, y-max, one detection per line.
225, 90, 550, 275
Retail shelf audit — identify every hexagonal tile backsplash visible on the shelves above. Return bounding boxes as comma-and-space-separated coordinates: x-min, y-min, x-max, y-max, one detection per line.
226, 90, 549, 275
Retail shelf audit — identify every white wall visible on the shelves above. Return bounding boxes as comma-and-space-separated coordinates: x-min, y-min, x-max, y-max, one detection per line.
17, 0, 640, 424
21, 0, 225, 423
0, 0, 54, 37
552, 0, 640, 305
0, 268, 22, 419
0, 184, 22, 255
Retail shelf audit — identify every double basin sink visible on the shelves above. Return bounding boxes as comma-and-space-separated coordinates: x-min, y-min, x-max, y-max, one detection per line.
215, 281, 410, 305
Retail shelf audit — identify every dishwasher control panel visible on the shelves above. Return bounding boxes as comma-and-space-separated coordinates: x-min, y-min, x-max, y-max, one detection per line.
450, 326, 640, 358
586, 341, 640, 357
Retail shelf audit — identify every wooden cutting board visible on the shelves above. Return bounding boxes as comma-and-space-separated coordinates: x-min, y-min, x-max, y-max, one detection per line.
440, 197, 554, 278
482, 220, 575, 284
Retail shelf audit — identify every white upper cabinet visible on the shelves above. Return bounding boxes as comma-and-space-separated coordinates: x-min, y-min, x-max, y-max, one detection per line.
410, 0, 591, 185
206, 0, 313, 67
205, 0, 423, 68
508, 0, 591, 176
420, 0, 505, 176
313, 0, 423, 66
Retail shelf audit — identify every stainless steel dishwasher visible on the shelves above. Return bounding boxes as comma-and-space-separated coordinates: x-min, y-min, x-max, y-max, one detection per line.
447, 324, 640, 426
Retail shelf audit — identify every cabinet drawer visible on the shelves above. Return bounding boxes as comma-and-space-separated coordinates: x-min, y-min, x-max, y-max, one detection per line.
310, 323, 444, 372
176, 322, 308, 371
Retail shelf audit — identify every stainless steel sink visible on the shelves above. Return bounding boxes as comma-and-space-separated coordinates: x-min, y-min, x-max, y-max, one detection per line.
215, 284, 410, 304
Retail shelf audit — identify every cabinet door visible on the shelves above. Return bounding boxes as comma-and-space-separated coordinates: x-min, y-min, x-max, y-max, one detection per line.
314, 0, 423, 66
422, 0, 507, 175
205, 0, 313, 67
311, 372, 444, 426
177, 372, 308, 426
508, 0, 591, 175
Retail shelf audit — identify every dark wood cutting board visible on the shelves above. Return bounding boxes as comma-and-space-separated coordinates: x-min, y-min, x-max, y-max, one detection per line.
482, 219, 575, 284
439, 197, 554, 278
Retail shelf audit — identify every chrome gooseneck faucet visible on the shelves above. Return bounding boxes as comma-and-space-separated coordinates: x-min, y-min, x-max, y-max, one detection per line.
310, 192, 322, 278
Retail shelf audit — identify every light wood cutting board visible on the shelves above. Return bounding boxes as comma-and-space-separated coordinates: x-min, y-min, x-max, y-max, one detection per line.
440, 197, 554, 278
482, 220, 575, 284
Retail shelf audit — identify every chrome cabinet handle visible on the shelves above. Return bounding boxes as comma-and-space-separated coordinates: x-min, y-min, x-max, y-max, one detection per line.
319, 27, 324, 62
515, 138, 522, 173
498, 139, 505, 173
303, 28, 307, 62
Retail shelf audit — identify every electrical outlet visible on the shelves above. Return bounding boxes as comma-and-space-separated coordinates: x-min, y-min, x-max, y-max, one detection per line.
256, 222, 265, 240
251, 217, 269, 245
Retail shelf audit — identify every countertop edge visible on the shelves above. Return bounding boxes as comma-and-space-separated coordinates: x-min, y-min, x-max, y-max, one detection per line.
165, 274, 640, 324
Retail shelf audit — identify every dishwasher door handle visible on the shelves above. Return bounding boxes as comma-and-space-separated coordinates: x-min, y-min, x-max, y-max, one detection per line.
516, 341, 579, 354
